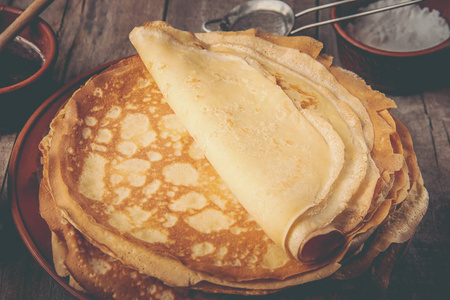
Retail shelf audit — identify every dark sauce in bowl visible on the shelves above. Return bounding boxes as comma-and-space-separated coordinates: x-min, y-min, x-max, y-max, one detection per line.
0, 36, 44, 89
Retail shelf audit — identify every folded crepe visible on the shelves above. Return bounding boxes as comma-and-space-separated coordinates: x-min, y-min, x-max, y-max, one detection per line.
130, 22, 380, 262
38, 21, 428, 298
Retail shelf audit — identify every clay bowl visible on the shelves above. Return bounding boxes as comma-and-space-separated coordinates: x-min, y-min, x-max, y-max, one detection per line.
0, 5, 57, 129
331, 0, 450, 94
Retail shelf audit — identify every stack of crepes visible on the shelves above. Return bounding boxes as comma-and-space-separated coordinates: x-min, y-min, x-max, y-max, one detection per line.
39, 22, 428, 299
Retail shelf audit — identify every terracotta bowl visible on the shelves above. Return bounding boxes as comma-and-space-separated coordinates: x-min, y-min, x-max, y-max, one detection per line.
0, 5, 57, 129
331, 0, 450, 94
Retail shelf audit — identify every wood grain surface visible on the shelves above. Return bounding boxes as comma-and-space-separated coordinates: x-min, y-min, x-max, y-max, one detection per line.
0, 0, 448, 299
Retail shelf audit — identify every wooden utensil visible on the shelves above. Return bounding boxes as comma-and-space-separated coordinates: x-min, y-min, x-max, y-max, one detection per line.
0, 0, 54, 53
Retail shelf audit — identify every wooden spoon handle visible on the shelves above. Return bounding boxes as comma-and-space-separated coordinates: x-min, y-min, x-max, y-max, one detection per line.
0, 0, 54, 52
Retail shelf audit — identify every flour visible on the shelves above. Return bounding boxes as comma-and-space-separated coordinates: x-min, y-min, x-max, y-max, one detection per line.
346, 0, 450, 52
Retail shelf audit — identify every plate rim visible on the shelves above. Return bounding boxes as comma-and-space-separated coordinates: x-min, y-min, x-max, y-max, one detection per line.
8, 56, 132, 299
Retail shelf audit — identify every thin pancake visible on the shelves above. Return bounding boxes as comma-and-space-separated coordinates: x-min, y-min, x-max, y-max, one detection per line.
39, 180, 196, 299
130, 22, 378, 262
194, 32, 379, 262
40, 56, 342, 289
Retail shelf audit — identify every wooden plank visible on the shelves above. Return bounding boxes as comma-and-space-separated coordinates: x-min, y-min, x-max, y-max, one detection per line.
166, 0, 262, 32
388, 94, 433, 299
292, 0, 318, 38
318, 0, 340, 65
0, 171, 73, 300
388, 90, 450, 299
0, 134, 18, 292
0, 236, 76, 300
8, 0, 67, 31
422, 89, 450, 188
52, 0, 166, 83
0, 133, 16, 189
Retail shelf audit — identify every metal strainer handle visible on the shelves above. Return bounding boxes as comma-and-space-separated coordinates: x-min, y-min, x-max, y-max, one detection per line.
291, 0, 423, 34
201, 0, 423, 35
202, 18, 223, 33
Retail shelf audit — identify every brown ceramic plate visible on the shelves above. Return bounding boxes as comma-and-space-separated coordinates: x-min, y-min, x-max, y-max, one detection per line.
8, 58, 126, 300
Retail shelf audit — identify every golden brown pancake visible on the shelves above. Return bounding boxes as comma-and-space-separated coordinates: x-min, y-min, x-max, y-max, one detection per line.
40, 55, 342, 290
39, 23, 428, 298
40, 180, 200, 299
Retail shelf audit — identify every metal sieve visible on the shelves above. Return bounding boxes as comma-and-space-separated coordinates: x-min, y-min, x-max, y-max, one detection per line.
202, 0, 423, 35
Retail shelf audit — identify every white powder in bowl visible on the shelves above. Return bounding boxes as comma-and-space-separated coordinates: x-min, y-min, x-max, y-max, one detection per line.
346, 0, 450, 52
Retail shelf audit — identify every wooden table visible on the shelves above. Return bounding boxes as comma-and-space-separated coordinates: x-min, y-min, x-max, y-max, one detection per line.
0, 0, 448, 299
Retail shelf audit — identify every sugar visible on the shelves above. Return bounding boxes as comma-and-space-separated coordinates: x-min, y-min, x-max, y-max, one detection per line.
346, 0, 450, 52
